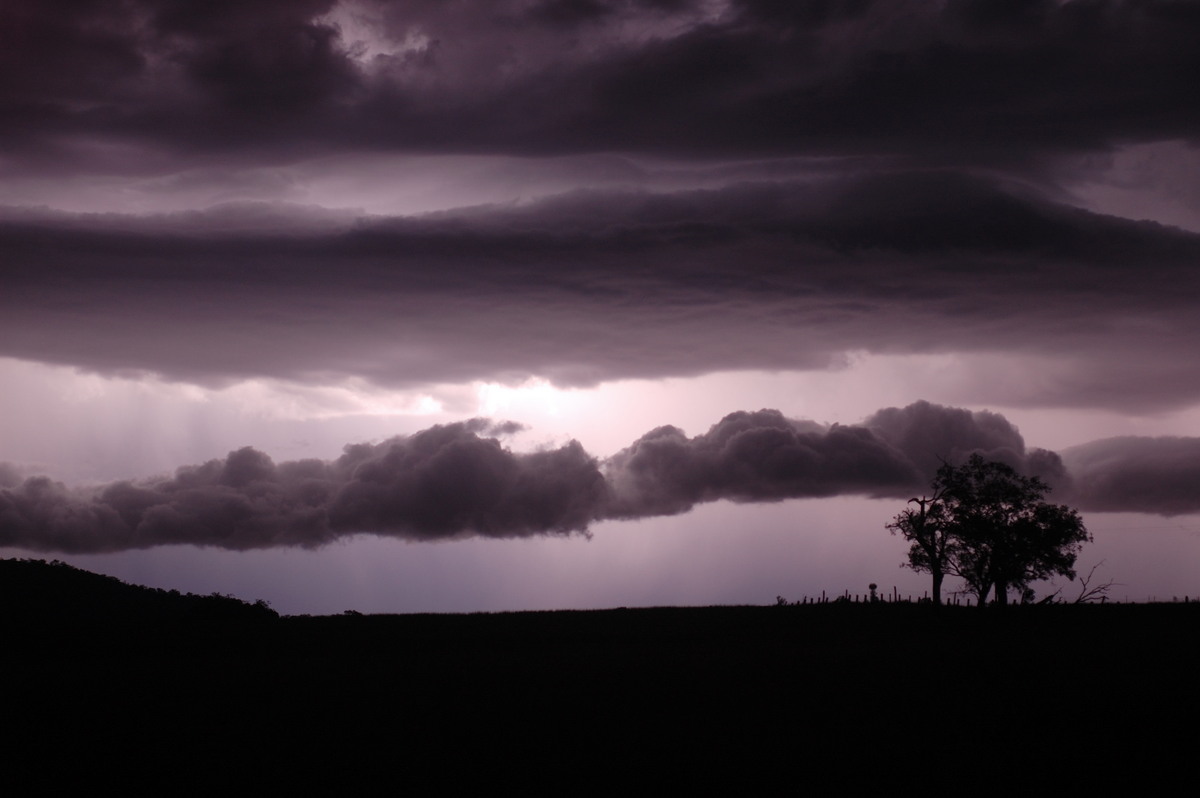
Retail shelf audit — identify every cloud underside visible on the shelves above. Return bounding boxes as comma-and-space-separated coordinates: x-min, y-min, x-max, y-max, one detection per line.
4, 171, 1200, 412
2, 400, 1194, 554
4, 1, 1199, 167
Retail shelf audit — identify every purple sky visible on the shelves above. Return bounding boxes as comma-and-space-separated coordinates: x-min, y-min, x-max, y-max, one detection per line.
4, 0, 1200, 611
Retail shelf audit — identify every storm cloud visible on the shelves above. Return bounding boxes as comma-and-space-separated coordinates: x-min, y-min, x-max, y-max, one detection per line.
4, 0, 1200, 171
0, 400, 1147, 554
0, 419, 608, 553
1062, 436, 1200, 516
4, 171, 1200, 411
603, 409, 920, 518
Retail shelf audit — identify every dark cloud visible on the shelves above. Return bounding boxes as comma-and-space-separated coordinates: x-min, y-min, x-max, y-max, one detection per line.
326, 420, 607, 539
3, 1, 1199, 171
0, 400, 1139, 554
527, 0, 618, 27
0, 0, 352, 161
4, 172, 1200, 411
603, 409, 920, 518
1061, 437, 1200, 516
865, 400, 1027, 477
865, 399, 1069, 492
0, 420, 608, 553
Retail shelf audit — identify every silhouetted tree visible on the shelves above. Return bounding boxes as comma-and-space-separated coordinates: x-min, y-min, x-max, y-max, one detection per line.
888, 455, 1090, 606
886, 489, 953, 605
933, 454, 1090, 606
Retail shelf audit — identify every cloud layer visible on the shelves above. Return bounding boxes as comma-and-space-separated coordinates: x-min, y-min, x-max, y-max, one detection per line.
6, 400, 1179, 555
7, 3, 1200, 417
1062, 436, 1200, 516
5, 172, 1200, 411
5, 0, 1199, 171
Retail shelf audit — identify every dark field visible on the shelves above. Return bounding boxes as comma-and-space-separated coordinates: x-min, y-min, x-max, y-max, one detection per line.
3, 559, 1197, 791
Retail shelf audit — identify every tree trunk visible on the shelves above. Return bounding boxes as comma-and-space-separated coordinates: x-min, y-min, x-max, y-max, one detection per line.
993, 580, 1009, 606
975, 580, 991, 608
931, 570, 944, 606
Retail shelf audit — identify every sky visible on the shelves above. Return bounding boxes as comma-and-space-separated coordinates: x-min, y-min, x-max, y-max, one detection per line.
4, 0, 1200, 613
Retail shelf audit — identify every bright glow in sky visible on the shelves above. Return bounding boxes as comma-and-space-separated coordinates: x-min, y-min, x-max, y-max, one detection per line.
10, 352, 1200, 484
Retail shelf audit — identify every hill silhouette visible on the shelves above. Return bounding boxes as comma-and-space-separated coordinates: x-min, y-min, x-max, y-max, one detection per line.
0, 557, 277, 626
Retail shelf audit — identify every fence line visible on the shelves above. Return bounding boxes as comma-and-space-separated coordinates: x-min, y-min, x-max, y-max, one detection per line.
775, 590, 1199, 606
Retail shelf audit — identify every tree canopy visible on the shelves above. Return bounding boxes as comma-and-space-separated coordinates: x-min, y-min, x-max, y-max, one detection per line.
888, 454, 1090, 606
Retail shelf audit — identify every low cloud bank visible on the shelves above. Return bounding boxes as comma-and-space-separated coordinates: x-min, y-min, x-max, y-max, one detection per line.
604, 410, 919, 518
0, 420, 607, 553
1062, 437, 1200, 516
1, 401, 1103, 554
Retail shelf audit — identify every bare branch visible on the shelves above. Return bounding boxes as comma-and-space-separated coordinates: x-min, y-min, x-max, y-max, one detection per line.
1071, 561, 1120, 604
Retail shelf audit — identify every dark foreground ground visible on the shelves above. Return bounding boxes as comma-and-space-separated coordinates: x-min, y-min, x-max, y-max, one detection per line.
3, 559, 1197, 791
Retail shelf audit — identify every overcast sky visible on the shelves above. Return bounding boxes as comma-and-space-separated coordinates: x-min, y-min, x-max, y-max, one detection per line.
4, 0, 1200, 612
